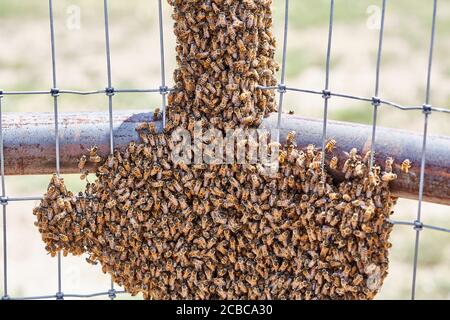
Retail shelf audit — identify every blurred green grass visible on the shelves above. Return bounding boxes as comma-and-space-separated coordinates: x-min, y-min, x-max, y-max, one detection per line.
0, 1, 44, 17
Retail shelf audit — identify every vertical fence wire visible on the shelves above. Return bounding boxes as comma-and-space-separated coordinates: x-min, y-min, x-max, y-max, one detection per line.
276, 0, 289, 142
320, 0, 335, 178
0, 94, 8, 300
48, 0, 63, 300
103, 0, 115, 153
411, 0, 438, 300
102, 0, 117, 299
369, 0, 387, 169
158, 0, 167, 129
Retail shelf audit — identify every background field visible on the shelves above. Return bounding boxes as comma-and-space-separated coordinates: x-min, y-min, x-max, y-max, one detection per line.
0, 0, 449, 299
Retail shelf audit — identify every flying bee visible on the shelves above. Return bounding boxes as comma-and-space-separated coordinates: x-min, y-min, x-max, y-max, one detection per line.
325, 139, 336, 152
348, 147, 358, 160
79, 170, 89, 181
363, 150, 372, 164
385, 157, 394, 173
78, 155, 87, 171
153, 108, 161, 121
286, 131, 296, 146
88, 146, 102, 163
401, 159, 411, 173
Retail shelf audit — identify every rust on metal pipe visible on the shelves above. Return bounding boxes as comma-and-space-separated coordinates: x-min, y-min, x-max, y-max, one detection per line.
1, 111, 449, 205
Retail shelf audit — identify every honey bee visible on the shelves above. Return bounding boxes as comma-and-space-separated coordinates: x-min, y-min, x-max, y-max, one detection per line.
352, 274, 364, 286
363, 151, 372, 164
88, 146, 102, 163
136, 122, 150, 132
354, 164, 364, 176
385, 157, 394, 173
363, 205, 375, 222
325, 139, 336, 152
401, 159, 411, 173
78, 155, 87, 170
55, 196, 65, 209
368, 171, 378, 186
381, 172, 397, 182
51, 173, 63, 188
329, 156, 338, 170
106, 199, 117, 209
217, 12, 227, 26
350, 212, 359, 229
79, 169, 90, 181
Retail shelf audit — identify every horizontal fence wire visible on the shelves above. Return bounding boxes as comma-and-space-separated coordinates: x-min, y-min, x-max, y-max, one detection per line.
256, 86, 450, 114
388, 219, 450, 234
10, 289, 126, 300
0, 88, 175, 96
0, 0, 449, 300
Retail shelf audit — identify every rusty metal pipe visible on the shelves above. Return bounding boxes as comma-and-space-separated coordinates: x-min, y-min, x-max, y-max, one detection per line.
262, 115, 450, 205
1, 111, 449, 205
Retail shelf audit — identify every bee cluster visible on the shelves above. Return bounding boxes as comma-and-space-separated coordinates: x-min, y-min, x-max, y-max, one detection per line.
33, 128, 396, 299
33, 0, 398, 300
166, 0, 278, 130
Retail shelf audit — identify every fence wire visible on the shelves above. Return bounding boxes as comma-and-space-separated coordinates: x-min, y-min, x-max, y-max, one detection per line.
0, 0, 449, 300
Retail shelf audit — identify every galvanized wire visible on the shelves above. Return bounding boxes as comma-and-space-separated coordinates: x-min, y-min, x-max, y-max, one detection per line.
0, 0, 449, 301
1, 196, 43, 202
11, 290, 126, 300
369, 0, 387, 169
0, 95, 8, 300
48, 0, 63, 299
411, 0, 438, 300
276, 0, 290, 142
320, 0, 334, 180
255, 86, 450, 113
103, 0, 115, 154
102, 0, 118, 298
158, 0, 168, 129
388, 219, 450, 234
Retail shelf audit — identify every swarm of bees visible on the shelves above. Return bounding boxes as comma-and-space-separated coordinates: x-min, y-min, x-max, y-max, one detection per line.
166, 0, 278, 131
33, 129, 398, 299
33, 0, 401, 300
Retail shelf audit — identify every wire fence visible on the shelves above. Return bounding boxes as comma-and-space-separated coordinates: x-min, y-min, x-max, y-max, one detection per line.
0, 0, 449, 300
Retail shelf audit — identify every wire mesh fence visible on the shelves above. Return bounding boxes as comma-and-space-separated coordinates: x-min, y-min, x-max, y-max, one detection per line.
0, 0, 449, 300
